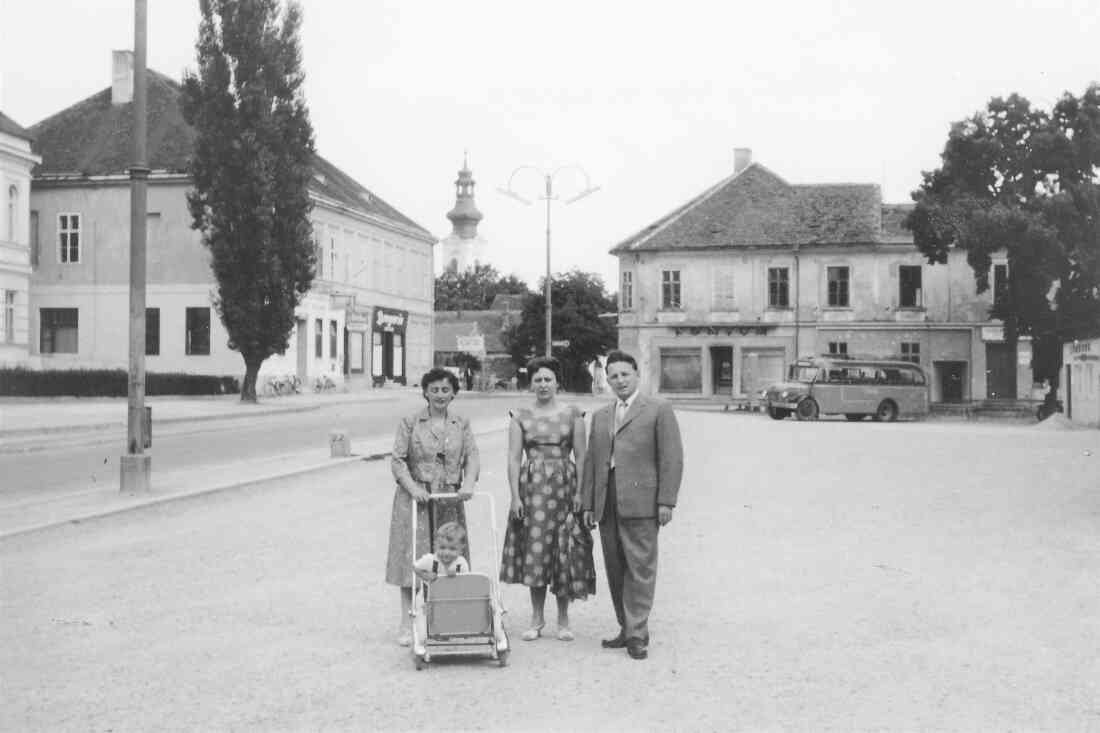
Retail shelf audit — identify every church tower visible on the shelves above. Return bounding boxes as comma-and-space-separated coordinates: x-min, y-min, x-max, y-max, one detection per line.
438, 154, 488, 273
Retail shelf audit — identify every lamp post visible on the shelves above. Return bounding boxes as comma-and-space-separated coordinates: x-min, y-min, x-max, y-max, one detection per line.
498, 165, 599, 357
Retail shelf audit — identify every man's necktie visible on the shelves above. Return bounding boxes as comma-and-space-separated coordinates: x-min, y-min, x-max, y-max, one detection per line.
611, 400, 627, 468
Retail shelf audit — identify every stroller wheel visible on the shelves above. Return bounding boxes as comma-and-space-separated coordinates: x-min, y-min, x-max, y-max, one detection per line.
413, 654, 425, 671
497, 649, 509, 667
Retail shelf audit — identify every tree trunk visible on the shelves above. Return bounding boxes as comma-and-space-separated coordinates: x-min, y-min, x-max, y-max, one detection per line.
241, 356, 262, 403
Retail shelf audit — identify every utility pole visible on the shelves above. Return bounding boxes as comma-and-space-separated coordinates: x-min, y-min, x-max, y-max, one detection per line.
121, 0, 151, 491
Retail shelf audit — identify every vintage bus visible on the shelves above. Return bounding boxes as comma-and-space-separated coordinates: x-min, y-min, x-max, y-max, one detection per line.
763, 355, 930, 421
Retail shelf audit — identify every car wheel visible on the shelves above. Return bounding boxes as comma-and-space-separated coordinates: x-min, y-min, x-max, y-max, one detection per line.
875, 400, 899, 423
795, 397, 819, 421
844, 413, 864, 422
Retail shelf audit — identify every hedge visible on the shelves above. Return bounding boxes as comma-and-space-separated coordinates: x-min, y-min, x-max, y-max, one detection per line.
0, 368, 240, 397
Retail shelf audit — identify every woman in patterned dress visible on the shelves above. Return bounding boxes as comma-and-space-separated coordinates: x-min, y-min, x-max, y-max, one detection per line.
385, 368, 479, 646
500, 357, 595, 641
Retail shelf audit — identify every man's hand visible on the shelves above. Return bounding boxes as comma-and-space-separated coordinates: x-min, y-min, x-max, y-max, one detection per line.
657, 505, 674, 526
583, 510, 596, 529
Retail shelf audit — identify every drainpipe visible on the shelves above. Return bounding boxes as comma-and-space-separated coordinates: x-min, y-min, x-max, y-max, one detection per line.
793, 243, 801, 359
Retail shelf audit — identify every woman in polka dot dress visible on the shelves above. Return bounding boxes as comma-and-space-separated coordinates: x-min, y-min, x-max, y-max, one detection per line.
500, 357, 596, 642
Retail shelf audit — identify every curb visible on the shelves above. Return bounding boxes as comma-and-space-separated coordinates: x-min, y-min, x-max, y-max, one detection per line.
0, 428, 504, 542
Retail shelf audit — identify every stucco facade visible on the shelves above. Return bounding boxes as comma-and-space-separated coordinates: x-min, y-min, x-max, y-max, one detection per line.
613, 154, 1032, 404
0, 112, 41, 366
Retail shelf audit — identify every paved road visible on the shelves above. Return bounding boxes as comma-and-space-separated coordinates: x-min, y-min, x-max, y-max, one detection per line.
3, 412, 1099, 731
0, 393, 530, 505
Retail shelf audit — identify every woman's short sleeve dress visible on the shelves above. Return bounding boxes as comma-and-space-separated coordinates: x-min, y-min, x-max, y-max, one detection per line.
499, 405, 596, 600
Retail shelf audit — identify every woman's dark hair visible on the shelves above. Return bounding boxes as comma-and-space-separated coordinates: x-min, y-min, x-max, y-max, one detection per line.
605, 350, 638, 372
421, 367, 460, 394
526, 356, 561, 383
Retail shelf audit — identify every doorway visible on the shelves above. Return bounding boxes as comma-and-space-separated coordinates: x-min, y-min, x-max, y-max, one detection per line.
710, 346, 733, 396
935, 361, 966, 402
985, 343, 1017, 399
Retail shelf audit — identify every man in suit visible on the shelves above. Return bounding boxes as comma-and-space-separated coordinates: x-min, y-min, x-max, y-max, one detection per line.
582, 350, 684, 660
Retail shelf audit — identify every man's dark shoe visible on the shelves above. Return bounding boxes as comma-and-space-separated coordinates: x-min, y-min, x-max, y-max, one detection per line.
626, 637, 648, 660
601, 632, 627, 649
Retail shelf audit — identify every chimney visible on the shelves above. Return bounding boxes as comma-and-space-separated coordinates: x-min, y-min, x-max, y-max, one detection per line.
112, 50, 134, 105
734, 147, 753, 174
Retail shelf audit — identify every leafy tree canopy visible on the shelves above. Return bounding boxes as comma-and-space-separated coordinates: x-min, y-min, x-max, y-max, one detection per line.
181, 0, 316, 402
434, 263, 531, 311
905, 85, 1100, 394
506, 269, 618, 391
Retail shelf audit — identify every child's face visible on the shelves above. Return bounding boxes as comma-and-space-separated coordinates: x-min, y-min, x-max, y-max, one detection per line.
436, 539, 462, 565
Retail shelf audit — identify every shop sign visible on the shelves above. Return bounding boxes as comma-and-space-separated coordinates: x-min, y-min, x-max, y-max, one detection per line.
456, 335, 485, 355
374, 307, 407, 332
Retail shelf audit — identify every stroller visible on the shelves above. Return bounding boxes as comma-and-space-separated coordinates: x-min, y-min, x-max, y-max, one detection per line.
410, 492, 510, 670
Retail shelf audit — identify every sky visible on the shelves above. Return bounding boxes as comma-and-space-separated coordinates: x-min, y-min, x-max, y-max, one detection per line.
2, 0, 1098, 292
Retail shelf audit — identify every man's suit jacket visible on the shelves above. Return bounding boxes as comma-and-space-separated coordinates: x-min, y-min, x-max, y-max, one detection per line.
582, 393, 684, 521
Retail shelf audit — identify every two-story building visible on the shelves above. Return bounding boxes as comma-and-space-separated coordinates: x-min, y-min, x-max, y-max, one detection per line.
612, 149, 1029, 405
0, 111, 41, 366
26, 51, 434, 388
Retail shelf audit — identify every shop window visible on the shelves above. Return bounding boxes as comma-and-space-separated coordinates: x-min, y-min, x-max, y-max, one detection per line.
145, 307, 160, 356
185, 307, 210, 355
899, 265, 923, 308
827, 266, 850, 307
768, 267, 789, 307
40, 307, 78, 353
659, 348, 702, 393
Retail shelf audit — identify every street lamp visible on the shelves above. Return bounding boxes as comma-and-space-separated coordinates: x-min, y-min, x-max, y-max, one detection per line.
498, 165, 599, 357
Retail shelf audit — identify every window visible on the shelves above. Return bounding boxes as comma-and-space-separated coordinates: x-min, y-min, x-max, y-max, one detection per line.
3, 290, 15, 343
58, 213, 80, 263
40, 308, 78, 353
661, 270, 681, 309
330, 319, 338, 358
993, 263, 1009, 306
7, 185, 16, 241
899, 265, 923, 308
315, 318, 323, 358
712, 265, 735, 310
768, 267, 789, 307
900, 342, 920, 364
30, 211, 39, 267
185, 307, 210, 355
827, 266, 850, 307
145, 308, 160, 356
329, 236, 337, 282
659, 348, 702, 393
313, 228, 324, 279
621, 271, 634, 310
828, 341, 848, 356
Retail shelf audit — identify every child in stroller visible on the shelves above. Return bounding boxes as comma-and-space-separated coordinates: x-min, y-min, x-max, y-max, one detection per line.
412, 520, 509, 665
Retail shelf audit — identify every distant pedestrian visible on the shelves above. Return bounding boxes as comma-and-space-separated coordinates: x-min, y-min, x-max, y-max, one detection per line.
581, 350, 684, 660
500, 356, 595, 642
385, 368, 479, 647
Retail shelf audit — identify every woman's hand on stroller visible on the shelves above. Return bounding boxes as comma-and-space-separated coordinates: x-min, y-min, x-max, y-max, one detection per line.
457, 484, 475, 501
409, 485, 431, 504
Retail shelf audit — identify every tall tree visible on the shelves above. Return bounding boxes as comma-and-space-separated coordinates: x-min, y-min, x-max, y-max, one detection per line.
505, 269, 618, 391
434, 263, 530, 311
905, 85, 1100, 404
181, 0, 316, 402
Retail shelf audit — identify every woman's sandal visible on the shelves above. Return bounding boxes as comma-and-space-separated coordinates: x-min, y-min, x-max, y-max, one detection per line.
556, 627, 575, 642
521, 623, 545, 641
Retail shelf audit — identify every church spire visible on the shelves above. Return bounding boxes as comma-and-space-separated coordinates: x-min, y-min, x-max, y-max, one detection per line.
446, 152, 483, 239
